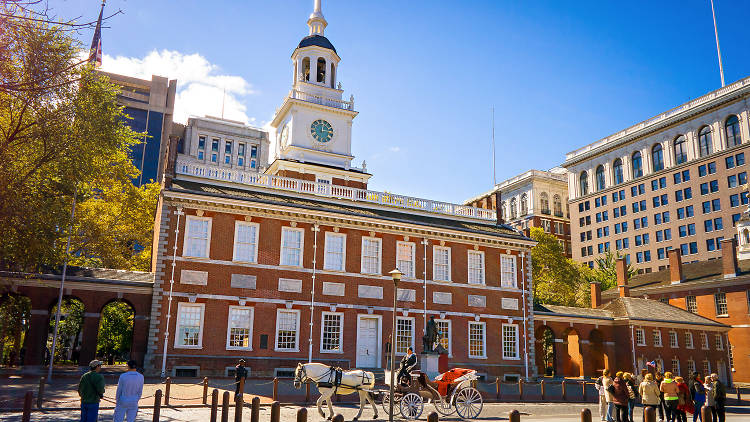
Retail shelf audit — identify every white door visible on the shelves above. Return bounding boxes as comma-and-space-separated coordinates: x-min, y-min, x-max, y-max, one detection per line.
357, 317, 379, 368
718, 361, 727, 382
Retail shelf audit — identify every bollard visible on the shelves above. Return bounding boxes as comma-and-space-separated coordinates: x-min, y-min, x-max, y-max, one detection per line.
21, 391, 32, 422
221, 391, 230, 422
509, 409, 520, 422
203, 377, 209, 405
239, 377, 246, 400
495, 377, 501, 400
234, 394, 243, 422
251, 396, 260, 422
427, 411, 439, 422
165, 376, 171, 406
297, 407, 308, 422
518, 379, 523, 400
562, 379, 567, 401
701, 405, 713, 422
37, 377, 45, 409
153, 389, 163, 422
540, 379, 545, 400
210, 389, 219, 422
332, 414, 344, 422
270, 401, 280, 422
581, 380, 586, 401
273, 377, 279, 402
306, 382, 311, 403
580, 408, 591, 422
738, 386, 742, 404
644, 406, 656, 422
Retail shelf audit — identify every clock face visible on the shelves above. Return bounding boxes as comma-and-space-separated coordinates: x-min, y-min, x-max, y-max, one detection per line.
280, 124, 290, 146
310, 119, 333, 143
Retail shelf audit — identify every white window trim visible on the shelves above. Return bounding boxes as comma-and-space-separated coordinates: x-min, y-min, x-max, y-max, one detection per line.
320, 311, 344, 354
701, 332, 710, 350
635, 328, 646, 346
653, 329, 662, 347
323, 232, 347, 272
715, 334, 724, 350
226, 305, 254, 351
395, 316, 415, 356
669, 331, 679, 348
501, 323, 520, 360
686, 332, 694, 349
500, 254, 518, 288
435, 318, 452, 357
280, 227, 305, 268
174, 302, 205, 349
432, 246, 452, 282
182, 215, 212, 259
275, 308, 301, 352
396, 241, 416, 279
360, 236, 382, 275
233, 221, 259, 263
468, 321, 487, 359
467, 250, 486, 285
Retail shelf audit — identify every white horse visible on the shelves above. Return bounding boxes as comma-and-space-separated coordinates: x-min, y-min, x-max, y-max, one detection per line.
294, 362, 378, 421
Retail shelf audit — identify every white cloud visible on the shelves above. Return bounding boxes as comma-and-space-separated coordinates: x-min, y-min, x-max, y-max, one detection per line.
388, 146, 401, 153
100, 50, 256, 124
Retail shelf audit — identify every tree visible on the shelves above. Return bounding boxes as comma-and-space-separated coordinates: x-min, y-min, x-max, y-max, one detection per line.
48, 298, 84, 364
588, 251, 637, 292
96, 301, 134, 364
530, 227, 592, 307
0, 295, 31, 366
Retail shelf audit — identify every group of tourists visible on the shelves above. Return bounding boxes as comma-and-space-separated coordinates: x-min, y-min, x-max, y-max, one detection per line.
596, 369, 727, 422
78, 359, 145, 422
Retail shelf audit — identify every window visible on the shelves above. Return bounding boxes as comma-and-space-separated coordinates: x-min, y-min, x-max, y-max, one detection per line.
224, 140, 232, 164
687, 359, 696, 374
698, 126, 713, 157
669, 331, 678, 348
686, 332, 694, 349
176, 303, 204, 348
652, 144, 664, 171
635, 328, 645, 346
596, 165, 606, 191
321, 312, 343, 353
686, 296, 697, 313
632, 151, 643, 178
502, 324, 519, 359
463, 321, 487, 358
653, 330, 662, 347
324, 232, 346, 271
703, 360, 711, 375
361, 237, 382, 275
579, 172, 589, 196
237, 143, 245, 166
715, 334, 724, 351
396, 317, 414, 354
197, 135, 206, 160
674, 136, 687, 165
726, 115, 741, 147
613, 159, 624, 185
396, 241, 415, 278
275, 309, 300, 351
433, 246, 451, 281
233, 221, 258, 263
714, 292, 728, 316
726, 155, 735, 169
701, 332, 709, 350
540, 192, 549, 214
672, 358, 680, 375
211, 138, 219, 163
728, 174, 738, 188
227, 306, 254, 350
520, 193, 529, 215
509, 198, 517, 219
280, 227, 304, 267
553, 194, 562, 216
501, 255, 517, 288
184, 216, 211, 258
467, 250, 485, 284
435, 319, 451, 355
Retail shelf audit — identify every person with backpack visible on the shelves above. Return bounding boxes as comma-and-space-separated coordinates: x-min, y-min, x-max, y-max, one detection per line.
624, 372, 638, 422
640, 373, 661, 422
612, 372, 630, 422
689, 372, 706, 422
78, 360, 105, 422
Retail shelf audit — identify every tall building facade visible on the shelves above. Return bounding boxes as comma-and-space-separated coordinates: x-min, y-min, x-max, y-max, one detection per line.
465, 169, 571, 257
565, 77, 750, 272
100, 71, 177, 186
143, 1, 537, 380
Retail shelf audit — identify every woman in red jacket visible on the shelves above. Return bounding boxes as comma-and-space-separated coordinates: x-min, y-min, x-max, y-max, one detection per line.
611, 372, 630, 422
675, 376, 693, 422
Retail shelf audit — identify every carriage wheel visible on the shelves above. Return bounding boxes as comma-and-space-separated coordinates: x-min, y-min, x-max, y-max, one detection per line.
381, 391, 400, 415
399, 393, 424, 420
432, 395, 455, 416
454, 387, 483, 419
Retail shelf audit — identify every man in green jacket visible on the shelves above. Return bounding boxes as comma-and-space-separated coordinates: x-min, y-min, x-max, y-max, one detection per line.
78, 360, 105, 422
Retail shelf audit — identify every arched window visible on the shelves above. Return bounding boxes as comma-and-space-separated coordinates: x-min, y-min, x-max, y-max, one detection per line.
317, 57, 327, 83
698, 126, 713, 157
579, 171, 589, 196
613, 158, 624, 185
500, 201, 506, 219
632, 151, 643, 178
726, 115, 741, 147
302, 57, 311, 82
674, 136, 687, 165
652, 144, 664, 171
540, 192, 549, 214
510, 198, 517, 219
744, 228, 750, 245
553, 194, 562, 216
595, 165, 605, 191
520, 193, 528, 216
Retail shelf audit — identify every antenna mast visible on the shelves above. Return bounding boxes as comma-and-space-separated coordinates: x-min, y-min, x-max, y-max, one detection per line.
492, 107, 496, 186
710, 0, 725, 87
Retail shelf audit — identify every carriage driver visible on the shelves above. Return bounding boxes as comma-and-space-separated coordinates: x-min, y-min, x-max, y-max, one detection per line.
397, 347, 418, 386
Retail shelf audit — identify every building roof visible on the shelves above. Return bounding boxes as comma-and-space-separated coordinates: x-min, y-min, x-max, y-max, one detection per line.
168, 179, 532, 242
0, 266, 154, 286
297, 34, 337, 53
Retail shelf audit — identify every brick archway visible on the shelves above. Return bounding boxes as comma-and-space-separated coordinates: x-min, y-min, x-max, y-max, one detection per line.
535, 325, 556, 376
560, 327, 584, 377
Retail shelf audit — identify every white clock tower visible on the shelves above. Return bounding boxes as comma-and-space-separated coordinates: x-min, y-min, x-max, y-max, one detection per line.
267, 0, 371, 188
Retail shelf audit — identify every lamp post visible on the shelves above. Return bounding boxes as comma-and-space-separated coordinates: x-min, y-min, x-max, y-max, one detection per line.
388, 269, 402, 422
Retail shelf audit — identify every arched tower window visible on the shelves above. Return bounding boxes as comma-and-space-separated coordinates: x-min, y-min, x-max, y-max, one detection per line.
330, 63, 336, 88
744, 228, 750, 245
632, 151, 643, 178
510, 198, 517, 220
726, 115, 741, 147
595, 165, 605, 191
553, 194, 562, 216
540, 192, 549, 214
520, 193, 528, 216
698, 126, 713, 157
613, 159, 624, 185
317, 57, 327, 83
302, 57, 311, 82
579, 171, 589, 196
652, 144, 664, 171
674, 136, 687, 165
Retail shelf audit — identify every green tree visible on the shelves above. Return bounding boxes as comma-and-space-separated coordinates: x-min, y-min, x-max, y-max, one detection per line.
0, 295, 31, 366
96, 301, 134, 364
530, 227, 592, 307
48, 298, 84, 364
587, 251, 637, 292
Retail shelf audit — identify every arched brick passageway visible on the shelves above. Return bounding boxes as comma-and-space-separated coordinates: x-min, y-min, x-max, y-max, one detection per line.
0, 293, 31, 366
535, 325, 556, 376
587, 329, 606, 377
560, 327, 584, 377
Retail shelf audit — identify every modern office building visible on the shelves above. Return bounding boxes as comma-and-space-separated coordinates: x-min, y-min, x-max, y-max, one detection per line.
100, 71, 177, 186
465, 168, 572, 257
564, 77, 750, 272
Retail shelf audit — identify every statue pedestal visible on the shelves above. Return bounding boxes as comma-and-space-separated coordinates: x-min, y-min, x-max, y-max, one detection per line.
421, 353, 440, 380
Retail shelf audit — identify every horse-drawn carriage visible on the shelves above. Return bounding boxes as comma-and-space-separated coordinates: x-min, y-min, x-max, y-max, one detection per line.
380, 368, 483, 420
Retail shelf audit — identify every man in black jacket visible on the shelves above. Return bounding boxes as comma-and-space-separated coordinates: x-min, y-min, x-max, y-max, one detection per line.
397, 347, 417, 386
235, 359, 248, 400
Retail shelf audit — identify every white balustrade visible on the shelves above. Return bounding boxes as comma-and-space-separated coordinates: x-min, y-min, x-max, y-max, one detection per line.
289, 89, 354, 111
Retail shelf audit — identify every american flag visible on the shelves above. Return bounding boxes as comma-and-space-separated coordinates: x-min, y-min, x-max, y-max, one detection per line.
88, 2, 104, 67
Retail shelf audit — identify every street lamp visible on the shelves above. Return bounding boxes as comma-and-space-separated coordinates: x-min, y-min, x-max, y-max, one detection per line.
388, 268, 403, 422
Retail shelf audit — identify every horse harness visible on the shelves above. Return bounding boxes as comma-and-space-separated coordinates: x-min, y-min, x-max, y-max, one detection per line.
300, 364, 372, 393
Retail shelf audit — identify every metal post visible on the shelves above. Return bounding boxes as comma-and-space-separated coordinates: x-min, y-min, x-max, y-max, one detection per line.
518, 379, 523, 400
581, 408, 591, 422
165, 377, 171, 406
644, 406, 656, 422
221, 391, 230, 422
332, 414, 344, 422
37, 377, 45, 409
297, 407, 308, 422
495, 377, 500, 400
421, 238, 428, 334
251, 397, 260, 422
153, 389, 163, 422
562, 379, 567, 401
203, 377, 209, 405
520, 252, 529, 380
238, 377, 246, 400
161, 207, 183, 377
210, 389, 219, 422
710, 0, 725, 87
509, 409, 520, 422
273, 377, 278, 401
540, 379, 545, 400
427, 411, 439, 422
389, 272, 400, 422
270, 401, 280, 422
305, 382, 310, 403
21, 391, 32, 422
309, 224, 320, 363
234, 394, 243, 422
582, 380, 586, 402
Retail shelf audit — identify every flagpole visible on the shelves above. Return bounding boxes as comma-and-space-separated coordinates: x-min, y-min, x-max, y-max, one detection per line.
710, 0, 725, 87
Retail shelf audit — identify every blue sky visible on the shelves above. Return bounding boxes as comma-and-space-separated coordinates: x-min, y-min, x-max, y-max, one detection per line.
59, 0, 750, 204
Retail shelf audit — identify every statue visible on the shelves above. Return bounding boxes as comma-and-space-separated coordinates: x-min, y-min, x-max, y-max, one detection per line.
422, 315, 440, 353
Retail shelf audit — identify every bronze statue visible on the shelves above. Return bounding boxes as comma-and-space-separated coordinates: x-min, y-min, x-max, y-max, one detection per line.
422, 315, 440, 353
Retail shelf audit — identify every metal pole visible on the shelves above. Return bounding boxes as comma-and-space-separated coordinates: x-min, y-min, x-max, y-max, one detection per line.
492, 107, 496, 186
48, 190, 77, 380
309, 224, 320, 363
161, 207, 183, 377
421, 238, 428, 333
389, 275, 399, 422
521, 252, 529, 380
710, 0, 725, 87
630, 325, 637, 374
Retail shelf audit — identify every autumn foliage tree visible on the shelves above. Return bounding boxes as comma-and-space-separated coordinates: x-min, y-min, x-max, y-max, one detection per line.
529, 227, 592, 307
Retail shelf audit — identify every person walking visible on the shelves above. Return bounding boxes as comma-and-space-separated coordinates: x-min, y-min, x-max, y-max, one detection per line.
113, 360, 144, 422
603, 369, 616, 422
640, 373, 661, 422
689, 372, 705, 422
703, 376, 717, 421
597, 370, 609, 421
710, 374, 726, 422
612, 372, 630, 422
637, 369, 648, 386
656, 372, 666, 422
660, 371, 680, 422
624, 372, 638, 422
235, 359, 248, 400
78, 359, 105, 422
675, 376, 691, 422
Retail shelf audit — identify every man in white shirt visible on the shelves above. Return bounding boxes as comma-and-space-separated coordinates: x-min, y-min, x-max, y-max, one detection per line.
113, 360, 144, 422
